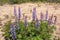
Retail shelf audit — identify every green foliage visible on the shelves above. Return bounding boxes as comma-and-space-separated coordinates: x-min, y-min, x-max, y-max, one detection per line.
2, 20, 11, 39
2, 20, 56, 40
0, 0, 9, 5
0, 0, 60, 5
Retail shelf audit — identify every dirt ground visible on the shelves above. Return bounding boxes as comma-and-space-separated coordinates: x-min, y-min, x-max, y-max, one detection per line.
0, 3, 60, 40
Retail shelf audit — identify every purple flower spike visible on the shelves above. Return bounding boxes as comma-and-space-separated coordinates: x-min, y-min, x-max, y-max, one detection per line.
14, 6, 17, 16
18, 7, 21, 20
48, 14, 53, 25
10, 23, 16, 40
14, 6, 18, 23
40, 12, 44, 21
46, 10, 48, 20
14, 22, 19, 30
54, 16, 57, 24
32, 7, 36, 21
24, 16, 28, 27
36, 17, 40, 29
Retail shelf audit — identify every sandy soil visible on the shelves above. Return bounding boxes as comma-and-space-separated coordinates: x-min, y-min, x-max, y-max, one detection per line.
0, 3, 60, 40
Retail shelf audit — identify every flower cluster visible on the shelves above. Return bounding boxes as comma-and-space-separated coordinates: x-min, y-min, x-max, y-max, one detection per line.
10, 23, 17, 40
3, 7, 57, 40
32, 7, 36, 21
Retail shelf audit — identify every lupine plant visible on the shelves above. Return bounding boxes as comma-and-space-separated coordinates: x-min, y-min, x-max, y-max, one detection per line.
14, 6, 17, 16
40, 12, 44, 21
36, 17, 40, 29
45, 10, 48, 20
18, 7, 21, 20
10, 23, 17, 40
32, 7, 36, 21
2, 7, 57, 40
24, 16, 28, 27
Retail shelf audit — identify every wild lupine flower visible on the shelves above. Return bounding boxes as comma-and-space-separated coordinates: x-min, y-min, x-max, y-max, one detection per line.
48, 14, 53, 25
14, 6, 17, 16
14, 15, 19, 30
32, 7, 36, 21
24, 16, 28, 27
10, 23, 16, 40
36, 17, 40, 29
54, 16, 57, 24
14, 6, 19, 30
40, 12, 44, 21
45, 10, 48, 20
14, 22, 19, 30
18, 7, 21, 20
14, 6, 18, 24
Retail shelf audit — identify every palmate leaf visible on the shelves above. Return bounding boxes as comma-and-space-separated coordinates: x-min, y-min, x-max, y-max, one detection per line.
36, 35, 43, 40
18, 21, 24, 28
40, 21, 48, 33
31, 36, 43, 40
18, 21, 25, 33
17, 34, 22, 39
